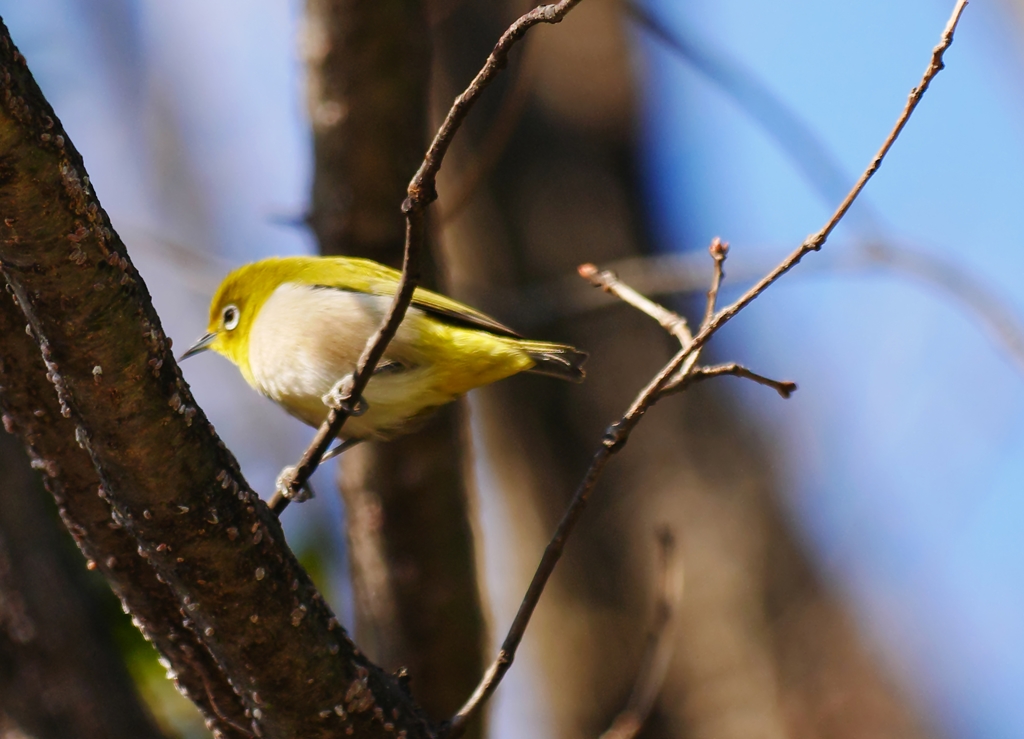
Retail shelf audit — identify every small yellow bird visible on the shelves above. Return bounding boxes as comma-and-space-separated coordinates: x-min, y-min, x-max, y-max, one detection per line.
181, 256, 586, 442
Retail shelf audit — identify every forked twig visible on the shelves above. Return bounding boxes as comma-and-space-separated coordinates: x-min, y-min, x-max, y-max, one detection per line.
546, 238, 1024, 380
578, 261, 706, 388
445, 2, 967, 733
621, 0, 1024, 377
271, 0, 585, 515
579, 248, 791, 396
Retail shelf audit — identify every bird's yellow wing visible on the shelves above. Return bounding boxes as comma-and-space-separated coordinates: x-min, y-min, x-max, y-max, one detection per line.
307, 257, 523, 339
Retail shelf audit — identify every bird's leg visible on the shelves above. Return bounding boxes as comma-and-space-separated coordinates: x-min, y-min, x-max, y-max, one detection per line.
320, 437, 362, 463
322, 373, 369, 417
267, 439, 361, 515
268, 375, 368, 515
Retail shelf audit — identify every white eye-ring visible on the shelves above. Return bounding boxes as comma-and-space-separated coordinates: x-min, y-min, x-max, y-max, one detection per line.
222, 304, 240, 331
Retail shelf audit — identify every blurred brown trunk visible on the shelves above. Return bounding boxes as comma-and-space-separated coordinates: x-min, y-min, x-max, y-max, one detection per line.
0, 433, 167, 739
433, 0, 936, 737
302, 0, 486, 729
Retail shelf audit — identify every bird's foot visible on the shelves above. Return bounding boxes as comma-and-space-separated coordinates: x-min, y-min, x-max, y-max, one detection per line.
275, 465, 315, 503
322, 374, 369, 417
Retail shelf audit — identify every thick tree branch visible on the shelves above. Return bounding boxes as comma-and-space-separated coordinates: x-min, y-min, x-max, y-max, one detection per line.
0, 292, 250, 739
447, 2, 967, 733
0, 21, 432, 739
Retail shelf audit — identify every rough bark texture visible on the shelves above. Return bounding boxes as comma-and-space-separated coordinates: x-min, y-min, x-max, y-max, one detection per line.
0, 288, 250, 739
0, 432, 166, 739
0, 20, 432, 739
303, 0, 487, 728
434, 0, 935, 737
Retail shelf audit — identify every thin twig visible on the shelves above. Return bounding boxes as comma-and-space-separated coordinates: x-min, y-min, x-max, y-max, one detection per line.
579, 259, 793, 399
410, 1, 584, 204
541, 238, 1024, 381
273, 0, 585, 515
579, 263, 692, 344
644, 0, 968, 395
631, 0, 1018, 345
667, 363, 797, 399
598, 528, 684, 739
703, 0, 967, 335
703, 238, 728, 327
446, 1, 967, 731
578, 261, 702, 389
440, 36, 540, 223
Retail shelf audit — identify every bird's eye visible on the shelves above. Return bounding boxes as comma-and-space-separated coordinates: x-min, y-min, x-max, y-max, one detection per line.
222, 305, 240, 331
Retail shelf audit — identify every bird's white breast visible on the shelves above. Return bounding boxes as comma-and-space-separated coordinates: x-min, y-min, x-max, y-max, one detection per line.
246, 282, 448, 438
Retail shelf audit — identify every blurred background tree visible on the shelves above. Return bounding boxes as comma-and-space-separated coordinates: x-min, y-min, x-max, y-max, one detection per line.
0, 1, 1021, 738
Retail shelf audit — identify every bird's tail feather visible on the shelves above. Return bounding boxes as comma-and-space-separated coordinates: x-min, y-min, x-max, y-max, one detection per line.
521, 341, 587, 383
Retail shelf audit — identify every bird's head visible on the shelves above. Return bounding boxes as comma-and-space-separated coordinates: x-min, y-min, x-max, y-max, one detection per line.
179, 260, 286, 371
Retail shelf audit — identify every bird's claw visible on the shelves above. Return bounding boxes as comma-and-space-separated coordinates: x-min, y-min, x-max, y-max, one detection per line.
323, 374, 369, 417
275, 465, 314, 503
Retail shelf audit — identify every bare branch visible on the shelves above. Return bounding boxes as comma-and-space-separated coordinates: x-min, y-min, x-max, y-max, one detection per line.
705, 0, 967, 336
448, 2, 967, 732
577, 261, 701, 387
703, 238, 728, 328
637, 0, 968, 406
439, 37, 540, 224
276, 0, 586, 513
627, 0, 1010, 383
0, 294, 251, 738
579, 263, 692, 344
668, 363, 797, 399
599, 528, 684, 739
542, 236, 1024, 384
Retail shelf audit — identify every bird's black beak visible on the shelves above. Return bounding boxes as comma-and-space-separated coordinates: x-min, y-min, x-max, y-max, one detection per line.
179, 332, 217, 361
